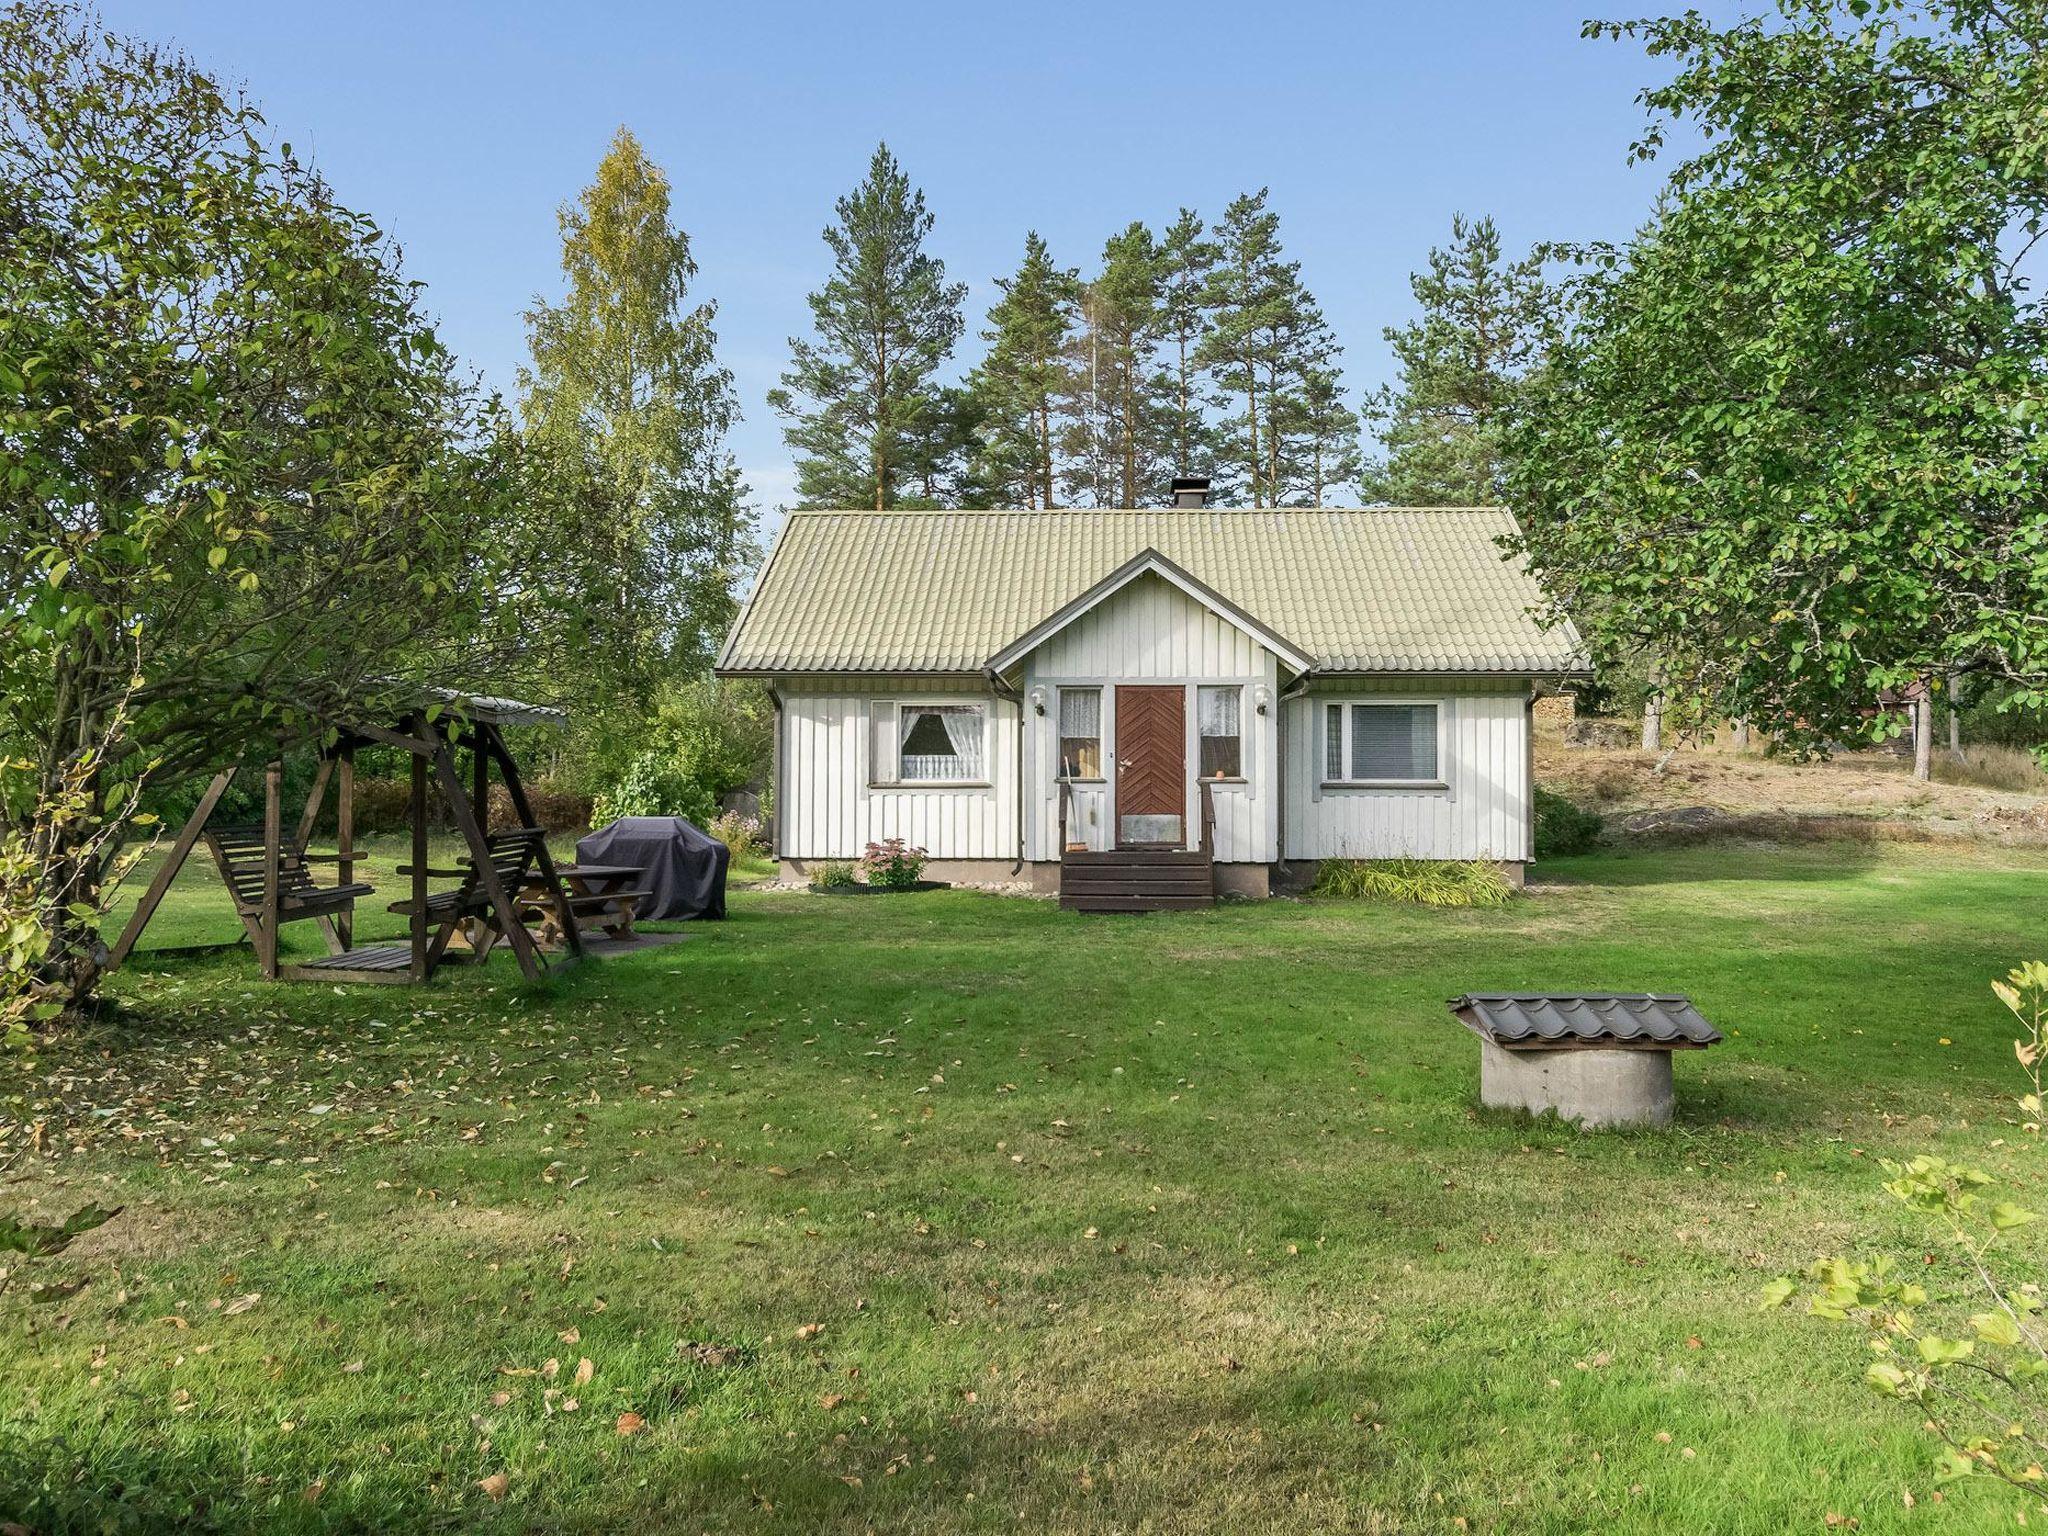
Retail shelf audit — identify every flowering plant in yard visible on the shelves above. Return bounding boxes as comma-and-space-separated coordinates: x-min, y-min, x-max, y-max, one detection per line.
860, 839, 928, 890
1768, 962, 2048, 1494
706, 810, 763, 859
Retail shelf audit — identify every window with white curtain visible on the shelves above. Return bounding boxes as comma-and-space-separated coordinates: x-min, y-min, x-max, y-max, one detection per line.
1323, 701, 1440, 784
1058, 688, 1102, 779
895, 703, 986, 783
1197, 685, 1242, 778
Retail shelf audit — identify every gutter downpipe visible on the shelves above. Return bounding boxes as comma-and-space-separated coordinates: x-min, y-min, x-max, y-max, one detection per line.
986, 668, 1028, 876
1273, 669, 1315, 883
767, 684, 785, 866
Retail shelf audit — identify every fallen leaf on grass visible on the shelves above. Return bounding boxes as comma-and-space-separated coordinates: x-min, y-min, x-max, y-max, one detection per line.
615, 1411, 646, 1436
223, 1293, 262, 1316
476, 1472, 508, 1501
819, 1393, 845, 1410
794, 1323, 822, 1342
573, 1357, 593, 1386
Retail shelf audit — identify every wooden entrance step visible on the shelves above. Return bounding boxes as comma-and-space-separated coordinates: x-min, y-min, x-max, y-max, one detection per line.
1059, 847, 1215, 913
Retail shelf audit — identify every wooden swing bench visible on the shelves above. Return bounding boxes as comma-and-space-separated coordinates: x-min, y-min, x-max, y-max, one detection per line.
207, 824, 374, 931
104, 692, 585, 987
385, 827, 547, 965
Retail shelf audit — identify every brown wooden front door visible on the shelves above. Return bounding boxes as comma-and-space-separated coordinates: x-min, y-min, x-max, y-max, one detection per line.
1115, 685, 1186, 846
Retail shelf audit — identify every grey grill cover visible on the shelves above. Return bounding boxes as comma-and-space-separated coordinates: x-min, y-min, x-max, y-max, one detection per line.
1449, 993, 1719, 1050
575, 816, 728, 922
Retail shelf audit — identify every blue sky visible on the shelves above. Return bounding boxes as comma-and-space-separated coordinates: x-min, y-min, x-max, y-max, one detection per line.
103, 1, 1746, 514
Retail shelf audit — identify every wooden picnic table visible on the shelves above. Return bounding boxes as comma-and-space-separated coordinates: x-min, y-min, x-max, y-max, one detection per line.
518, 861, 648, 948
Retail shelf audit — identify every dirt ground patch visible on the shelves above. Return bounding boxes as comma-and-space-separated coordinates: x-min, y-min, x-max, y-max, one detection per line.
1539, 727, 2048, 846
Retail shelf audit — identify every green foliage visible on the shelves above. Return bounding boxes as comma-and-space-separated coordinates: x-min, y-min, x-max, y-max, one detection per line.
770, 143, 967, 511
971, 232, 1079, 509
592, 752, 714, 828
1771, 961, 2048, 1495
1198, 190, 1351, 507
1156, 208, 1222, 485
1512, 0, 2048, 757
860, 839, 928, 890
807, 859, 858, 891
0, 2, 528, 1008
519, 126, 753, 696
706, 810, 763, 860
0, 1202, 117, 1260
1060, 221, 1172, 508
588, 679, 769, 829
1360, 213, 1551, 507
1534, 788, 1605, 859
1309, 857, 1514, 908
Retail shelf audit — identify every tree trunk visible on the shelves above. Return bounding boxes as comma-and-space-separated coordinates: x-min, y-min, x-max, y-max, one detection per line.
1913, 689, 1933, 781
1641, 691, 1663, 753
1730, 718, 1749, 750
1949, 671, 1963, 758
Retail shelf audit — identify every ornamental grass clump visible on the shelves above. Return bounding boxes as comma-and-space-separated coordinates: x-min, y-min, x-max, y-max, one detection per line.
807, 860, 858, 892
1310, 857, 1514, 909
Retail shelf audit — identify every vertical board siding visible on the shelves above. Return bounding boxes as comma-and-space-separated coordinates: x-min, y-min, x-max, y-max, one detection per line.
1282, 679, 1530, 861
780, 677, 1019, 860
1020, 574, 1279, 864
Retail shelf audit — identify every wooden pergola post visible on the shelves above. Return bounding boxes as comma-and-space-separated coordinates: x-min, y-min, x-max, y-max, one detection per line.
258, 760, 283, 978
409, 748, 429, 983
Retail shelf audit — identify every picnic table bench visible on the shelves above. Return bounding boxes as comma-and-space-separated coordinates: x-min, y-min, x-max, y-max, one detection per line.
519, 862, 650, 948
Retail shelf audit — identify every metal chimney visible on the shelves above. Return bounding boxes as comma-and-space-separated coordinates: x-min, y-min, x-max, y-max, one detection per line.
1170, 476, 1210, 509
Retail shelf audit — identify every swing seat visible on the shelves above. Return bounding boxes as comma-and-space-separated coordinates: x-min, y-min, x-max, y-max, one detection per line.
205, 824, 375, 920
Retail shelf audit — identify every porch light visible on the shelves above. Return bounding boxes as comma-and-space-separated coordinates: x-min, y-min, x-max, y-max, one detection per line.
1027, 685, 1047, 716
1253, 683, 1272, 716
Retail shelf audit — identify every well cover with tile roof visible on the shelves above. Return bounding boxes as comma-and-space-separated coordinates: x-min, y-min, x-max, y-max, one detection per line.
1449, 994, 1723, 1051
715, 507, 1585, 676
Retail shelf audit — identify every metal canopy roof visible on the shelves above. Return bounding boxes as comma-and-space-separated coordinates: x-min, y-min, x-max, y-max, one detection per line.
1449, 993, 1722, 1051
716, 507, 1588, 677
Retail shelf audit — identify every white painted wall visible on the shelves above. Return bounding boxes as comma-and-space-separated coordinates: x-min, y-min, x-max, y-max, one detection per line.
770, 592, 1537, 870
1282, 678, 1532, 862
1020, 574, 1280, 864
777, 676, 1020, 861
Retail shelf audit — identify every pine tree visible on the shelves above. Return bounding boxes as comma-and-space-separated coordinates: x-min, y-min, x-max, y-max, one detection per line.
1061, 222, 1168, 507
1360, 214, 1548, 506
1286, 366, 1361, 505
972, 231, 1078, 509
1155, 208, 1218, 484
898, 384, 992, 508
1199, 191, 1345, 507
769, 143, 966, 510
520, 125, 752, 678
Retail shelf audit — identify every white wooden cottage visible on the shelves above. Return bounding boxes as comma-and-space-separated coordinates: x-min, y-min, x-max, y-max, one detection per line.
715, 495, 1584, 905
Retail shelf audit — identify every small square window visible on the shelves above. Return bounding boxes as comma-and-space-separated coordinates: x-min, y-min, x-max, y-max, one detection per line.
1197, 685, 1242, 778
1325, 701, 1440, 784
896, 703, 985, 782
1058, 688, 1102, 779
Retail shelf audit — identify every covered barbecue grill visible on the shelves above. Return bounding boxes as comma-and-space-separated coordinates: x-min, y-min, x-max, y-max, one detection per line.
575, 816, 729, 922
1448, 993, 1722, 1130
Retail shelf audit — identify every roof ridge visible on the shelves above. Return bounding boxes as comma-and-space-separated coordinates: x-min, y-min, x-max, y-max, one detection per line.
786, 514, 1523, 528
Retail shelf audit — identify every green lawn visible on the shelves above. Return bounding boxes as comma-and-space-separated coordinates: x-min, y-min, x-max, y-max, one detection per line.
4, 840, 2046, 1533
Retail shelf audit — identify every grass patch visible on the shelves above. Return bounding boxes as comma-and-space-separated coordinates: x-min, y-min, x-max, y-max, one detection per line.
1933, 743, 2048, 794
1310, 855, 1516, 907
3, 841, 2046, 1531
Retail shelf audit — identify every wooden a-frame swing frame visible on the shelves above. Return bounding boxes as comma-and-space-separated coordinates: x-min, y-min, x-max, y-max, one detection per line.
104, 701, 584, 986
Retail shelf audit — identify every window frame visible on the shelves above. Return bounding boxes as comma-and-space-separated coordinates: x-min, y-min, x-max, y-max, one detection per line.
873, 698, 993, 789
1195, 684, 1246, 782
1319, 696, 1448, 790
1055, 686, 1105, 782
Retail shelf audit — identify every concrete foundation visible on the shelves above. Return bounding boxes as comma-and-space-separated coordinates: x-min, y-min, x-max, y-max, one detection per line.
1479, 1040, 1674, 1130
780, 857, 1028, 886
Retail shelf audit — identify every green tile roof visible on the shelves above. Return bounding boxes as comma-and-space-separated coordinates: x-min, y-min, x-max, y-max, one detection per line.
716, 507, 1585, 676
